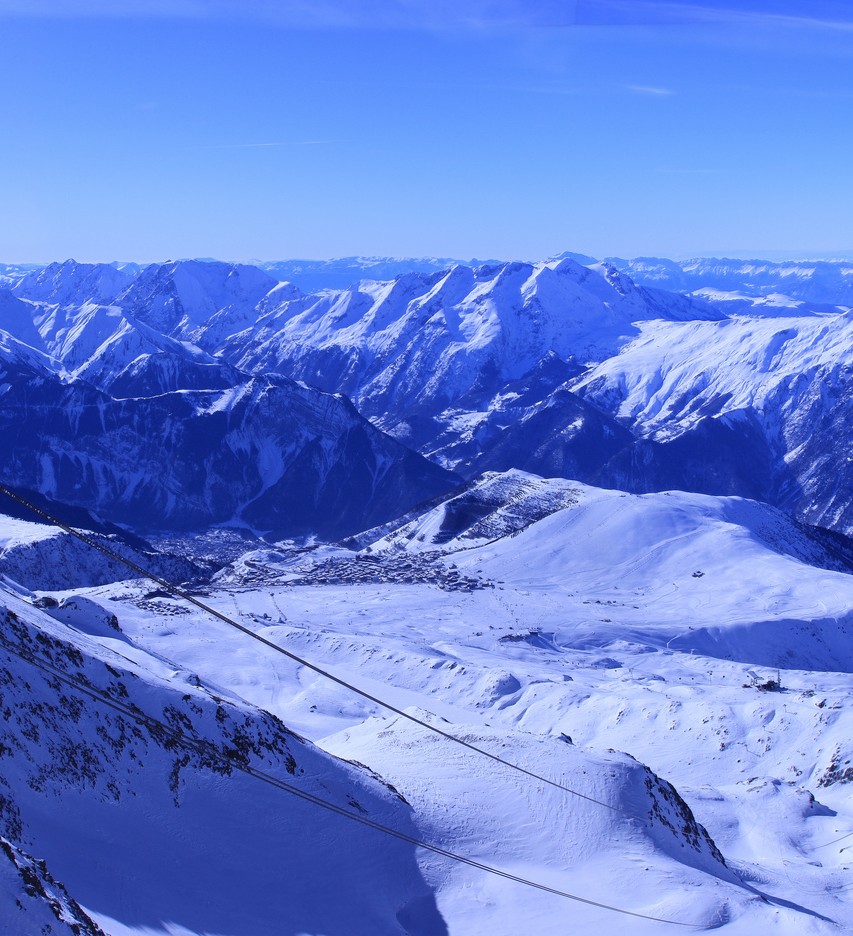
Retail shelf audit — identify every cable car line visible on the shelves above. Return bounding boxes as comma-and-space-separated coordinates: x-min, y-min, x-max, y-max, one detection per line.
0, 630, 701, 928
0, 482, 643, 822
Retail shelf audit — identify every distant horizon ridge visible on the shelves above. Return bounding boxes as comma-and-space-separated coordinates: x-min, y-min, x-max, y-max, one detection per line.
4, 249, 853, 268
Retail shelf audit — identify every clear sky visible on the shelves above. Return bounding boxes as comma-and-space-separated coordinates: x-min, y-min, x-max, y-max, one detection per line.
1, 0, 852, 263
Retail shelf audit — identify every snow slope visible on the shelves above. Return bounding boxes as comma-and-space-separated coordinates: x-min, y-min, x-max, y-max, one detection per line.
0, 289, 45, 351
56, 470, 853, 934
575, 310, 853, 533
325, 714, 744, 935
0, 585, 446, 936
0, 837, 106, 936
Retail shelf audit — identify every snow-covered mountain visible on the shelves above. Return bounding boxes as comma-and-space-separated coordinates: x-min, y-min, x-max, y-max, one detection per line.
0, 333, 456, 539
67, 310, 247, 397
6, 251, 853, 540
253, 255, 487, 292
15, 473, 825, 932
0, 258, 472, 539
115, 259, 280, 346
217, 252, 853, 539
42, 466, 847, 934
358, 469, 853, 668
220, 257, 719, 450
0, 286, 246, 399
611, 256, 853, 307
574, 310, 853, 534
13, 260, 135, 307
0, 263, 44, 290
5, 249, 853, 935
253, 251, 598, 293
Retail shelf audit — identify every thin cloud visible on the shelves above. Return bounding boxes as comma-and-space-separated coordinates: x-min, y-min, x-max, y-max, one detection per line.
575, 0, 853, 30
2, 0, 852, 31
626, 85, 674, 96
0, 0, 581, 29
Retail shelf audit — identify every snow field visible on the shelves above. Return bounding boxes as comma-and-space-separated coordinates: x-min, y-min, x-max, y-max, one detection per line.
44, 475, 853, 933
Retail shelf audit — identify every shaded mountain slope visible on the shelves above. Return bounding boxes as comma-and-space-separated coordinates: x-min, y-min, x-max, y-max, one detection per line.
0, 586, 446, 936
0, 339, 457, 540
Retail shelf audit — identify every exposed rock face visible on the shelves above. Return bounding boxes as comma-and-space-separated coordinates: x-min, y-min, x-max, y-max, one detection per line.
0, 836, 107, 936
0, 595, 445, 936
0, 357, 456, 539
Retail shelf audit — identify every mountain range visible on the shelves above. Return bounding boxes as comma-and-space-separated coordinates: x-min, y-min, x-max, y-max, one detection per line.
2, 249, 853, 934
3, 253, 853, 539
610, 256, 853, 307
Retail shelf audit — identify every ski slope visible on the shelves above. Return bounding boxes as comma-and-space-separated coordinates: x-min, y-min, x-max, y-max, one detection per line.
11, 472, 847, 934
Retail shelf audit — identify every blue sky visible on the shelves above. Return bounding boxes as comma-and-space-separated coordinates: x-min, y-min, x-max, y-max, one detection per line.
1, 0, 852, 262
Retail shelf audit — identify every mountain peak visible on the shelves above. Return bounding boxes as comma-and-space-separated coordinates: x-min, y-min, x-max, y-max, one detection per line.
13, 260, 133, 307
117, 259, 278, 340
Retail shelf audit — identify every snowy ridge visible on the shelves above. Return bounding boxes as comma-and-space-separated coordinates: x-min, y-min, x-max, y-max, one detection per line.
611, 256, 853, 307
356, 470, 585, 551
0, 513, 205, 590
222, 258, 719, 433
575, 310, 853, 533
687, 287, 845, 318
14, 260, 134, 308
0, 836, 105, 936
577, 313, 853, 435
0, 586, 446, 935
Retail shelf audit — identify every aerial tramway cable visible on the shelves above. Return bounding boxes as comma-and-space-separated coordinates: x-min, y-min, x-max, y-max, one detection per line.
0, 630, 701, 928
0, 482, 643, 822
